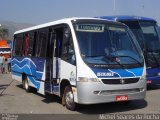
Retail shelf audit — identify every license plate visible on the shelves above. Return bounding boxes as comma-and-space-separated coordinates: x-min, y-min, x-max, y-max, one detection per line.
116, 95, 128, 101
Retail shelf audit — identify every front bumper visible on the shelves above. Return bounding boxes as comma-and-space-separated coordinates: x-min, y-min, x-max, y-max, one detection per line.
76, 80, 146, 104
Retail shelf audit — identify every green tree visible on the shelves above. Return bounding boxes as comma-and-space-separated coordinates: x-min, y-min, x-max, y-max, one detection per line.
0, 26, 9, 40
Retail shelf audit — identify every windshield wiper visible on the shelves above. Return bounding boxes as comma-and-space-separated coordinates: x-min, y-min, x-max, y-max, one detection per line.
85, 55, 125, 68
112, 55, 142, 66
104, 55, 125, 68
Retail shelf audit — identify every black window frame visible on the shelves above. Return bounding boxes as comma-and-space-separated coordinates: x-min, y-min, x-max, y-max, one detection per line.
35, 28, 49, 58
13, 23, 76, 62
13, 33, 24, 57
61, 26, 76, 65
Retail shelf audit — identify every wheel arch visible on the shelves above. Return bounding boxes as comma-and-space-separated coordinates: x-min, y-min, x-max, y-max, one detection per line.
60, 79, 71, 97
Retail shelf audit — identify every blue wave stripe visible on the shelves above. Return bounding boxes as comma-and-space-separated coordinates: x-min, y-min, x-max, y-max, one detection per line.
11, 58, 43, 79
11, 58, 44, 89
28, 76, 40, 90
128, 67, 143, 76
109, 69, 135, 77
12, 58, 36, 68
12, 65, 32, 75
92, 67, 143, 78
12, 66, 40, 90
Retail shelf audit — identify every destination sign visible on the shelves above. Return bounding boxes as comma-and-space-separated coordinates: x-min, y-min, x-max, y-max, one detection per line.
76, 24, 104, 32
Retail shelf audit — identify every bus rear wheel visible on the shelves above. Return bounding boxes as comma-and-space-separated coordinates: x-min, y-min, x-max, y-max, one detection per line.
63, 86, 76, 111
22, 76, 31, 92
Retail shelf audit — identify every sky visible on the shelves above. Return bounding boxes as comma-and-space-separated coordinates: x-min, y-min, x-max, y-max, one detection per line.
0, 0, 160, 25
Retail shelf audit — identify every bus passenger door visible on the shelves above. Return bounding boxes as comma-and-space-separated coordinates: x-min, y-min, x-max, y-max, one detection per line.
45, 29, 57, 93
45, 28, 63, 94
45, 26, 77, 95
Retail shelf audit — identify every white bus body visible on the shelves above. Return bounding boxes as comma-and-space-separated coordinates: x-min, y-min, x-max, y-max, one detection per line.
12, 18, 146, 110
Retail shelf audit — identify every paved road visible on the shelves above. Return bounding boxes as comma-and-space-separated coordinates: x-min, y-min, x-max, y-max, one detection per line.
0, 74, 160, 115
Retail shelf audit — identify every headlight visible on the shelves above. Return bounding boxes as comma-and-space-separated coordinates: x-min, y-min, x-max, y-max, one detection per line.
140, 75, 146, 81
157, 72, 160, 76
78, 77, 100, 82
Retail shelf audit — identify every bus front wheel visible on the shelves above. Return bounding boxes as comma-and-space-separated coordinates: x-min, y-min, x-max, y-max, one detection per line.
63, 86, 76, 111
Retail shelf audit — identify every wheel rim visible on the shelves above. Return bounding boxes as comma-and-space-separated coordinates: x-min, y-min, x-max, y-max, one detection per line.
65, 91, 74, 107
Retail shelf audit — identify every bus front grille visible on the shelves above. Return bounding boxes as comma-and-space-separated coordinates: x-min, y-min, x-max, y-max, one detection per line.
99, 88, 141, 95
101, 78, 140, 84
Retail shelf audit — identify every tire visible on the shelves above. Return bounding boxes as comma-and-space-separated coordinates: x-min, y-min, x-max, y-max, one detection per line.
22, 76, 31, 92
63, 86, 77, 111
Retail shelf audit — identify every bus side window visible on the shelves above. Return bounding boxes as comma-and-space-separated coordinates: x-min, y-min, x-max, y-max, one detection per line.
35, 29, 48, 58
14, 34, 24, 56
61, 28, 76, 65
23, 32, 35, 57
24, 34, 29, 56
28, 32, 35, 56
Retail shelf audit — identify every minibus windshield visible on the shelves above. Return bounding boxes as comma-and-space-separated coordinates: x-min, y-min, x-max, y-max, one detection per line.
73, 21, 144, 68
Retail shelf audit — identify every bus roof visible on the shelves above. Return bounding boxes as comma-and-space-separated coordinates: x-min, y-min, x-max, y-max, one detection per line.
14, 17, 122, 35
97, 15, 157, 22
